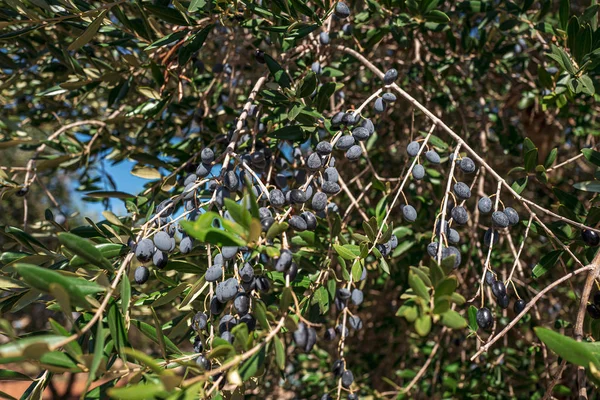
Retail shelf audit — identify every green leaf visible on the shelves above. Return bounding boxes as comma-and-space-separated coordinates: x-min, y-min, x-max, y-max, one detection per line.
264, 54, 291, 88
468, 305, 478, 331
351, 260, 363, 282
559, 0, 570, 30
415, 315, 432, 336
180, 218, 246, 247
549, 44, 575, 74
424, 10, 450, 23
231, 323, 249, 352
535, 327, 600, 368
315, 82, 337, 112
544, 148, 558, 168
441, 310, 468, 329
59, 233, 115, 271
188, 0, 206, 12
0, 335, 65, 361
435, 277, 457, 299
363, 221, 376, 242
87, 321, 105, 385
254, 300, 269, 330
511, 177, 528, 195
144, 4, 189, 25
524, 148, 538, 172
0, 370, 31, 381
121, 273, 131, 317
67, 10, 108, 51
450, 292, 466, 305
131, 320, 182, 355
574, 181, 600, 193
297, 72, 317, 98
270, 125, 308, 141
532, 250, 564, 278
12, 263, 105, 307
121, 348, 163, 374
379, 257, 390, 275
85, 191, 136, 199
178, 25, 213, 65
579, 75, 595, 95
39, 351, 80, 371
333, 244, 356, 261
266, 222, 289, 239
274, 335, 285, 370
107, 302, 128, 357
146, 30, 187, 51
430, 261, 445, 286
432, 297, 450, 314
108, 383, 166, 400
574, 24, 592, 64
224, 198, 251, 229
408, 272, 430, 301
239, 346, 265, 381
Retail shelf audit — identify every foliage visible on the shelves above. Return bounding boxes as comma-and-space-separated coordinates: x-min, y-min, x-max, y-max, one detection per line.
3, 0, 600, 399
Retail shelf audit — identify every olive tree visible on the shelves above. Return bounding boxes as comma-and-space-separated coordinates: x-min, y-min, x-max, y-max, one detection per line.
2, 0, 600, 399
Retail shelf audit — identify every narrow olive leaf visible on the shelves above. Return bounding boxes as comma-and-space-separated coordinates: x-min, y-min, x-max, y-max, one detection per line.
351, 260, 363, 282
333, 244, 356, 260
0, 370, 32, 381
178, 24, 213, 65
532, 250, 563, 278
253, 300, 270, 330
86, 321, 105, 387
535, 327, 600, 368
264, 54, 291, 88
408, 271, 430, 301
144, 4, 189, 25
59, 233, 113, 271
224, 198, 251, 229
441, 310, 468, 329
280, 287, 293, 312
12, 264, 105, 307
108, 383, 167, 400
121, 273, 131, 318
39, 351, 80, 372
266, 222, 288, 240
68, 10, 108, 51
468, 305, 478, 331
121, 348, 163, 374
274, 336, 285, 370
379, 257, 390, 275
0, 335, 65, 361
131, 320, 182, 354
145, 30, 188, 51
231, 323, 249, 352
85, 191, 136, 199
581, 148, 600, 166
574, 181, 600, 193
181, 216, 247, 247
107, 302, 128, 357
70, 243, 127, 267
48, 319, 82, 358
239, 346, 266, 381
131, 166, 161, 180
49, 283, 72, 320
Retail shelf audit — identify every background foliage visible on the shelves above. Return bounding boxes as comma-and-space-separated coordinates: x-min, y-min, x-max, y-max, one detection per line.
3, 0, 600, 399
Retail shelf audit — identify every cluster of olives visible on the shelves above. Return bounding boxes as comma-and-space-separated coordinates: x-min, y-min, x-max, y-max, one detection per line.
474, 200, 524, 330
125, 12, 407, 394
423, 156, 478, 269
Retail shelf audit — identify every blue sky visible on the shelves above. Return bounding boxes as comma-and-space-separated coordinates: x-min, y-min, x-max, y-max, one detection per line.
72, 159, 148, 218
